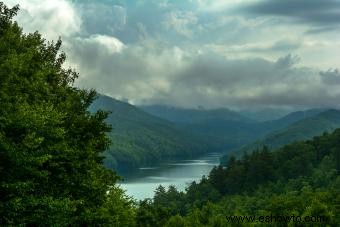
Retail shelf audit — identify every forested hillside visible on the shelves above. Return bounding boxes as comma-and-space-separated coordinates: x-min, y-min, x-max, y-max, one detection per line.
226, 109, 340, 161
133, 128, 340, 226
256, 108, 327, 134
90, 95, 219, 172
140, 105, 252, 124
140, 105, 257, 150
238, 108, 292, 121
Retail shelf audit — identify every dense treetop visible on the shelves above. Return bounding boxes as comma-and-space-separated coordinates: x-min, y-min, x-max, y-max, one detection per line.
135, 129, 340, 226
0, 3, 134, 225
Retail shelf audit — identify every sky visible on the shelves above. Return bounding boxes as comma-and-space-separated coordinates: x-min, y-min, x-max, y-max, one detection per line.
3, 0, 340, 109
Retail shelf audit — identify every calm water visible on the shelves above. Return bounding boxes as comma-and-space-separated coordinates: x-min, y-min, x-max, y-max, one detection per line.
120, 152, 221, 200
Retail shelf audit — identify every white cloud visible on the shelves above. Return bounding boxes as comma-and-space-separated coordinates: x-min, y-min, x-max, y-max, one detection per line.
78, 34, 125, 54
66, 40, 188, 103
3, 0, 81, 40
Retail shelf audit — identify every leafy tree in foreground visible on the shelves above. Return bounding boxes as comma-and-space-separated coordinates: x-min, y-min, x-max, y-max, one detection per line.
0, 3, 135, 226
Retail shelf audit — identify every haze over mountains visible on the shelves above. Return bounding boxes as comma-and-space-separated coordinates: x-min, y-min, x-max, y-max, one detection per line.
90, 95, 339, 173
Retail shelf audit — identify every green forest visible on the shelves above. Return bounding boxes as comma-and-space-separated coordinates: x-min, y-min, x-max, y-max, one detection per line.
1, 3, 339, 226
136, 130, 340, 226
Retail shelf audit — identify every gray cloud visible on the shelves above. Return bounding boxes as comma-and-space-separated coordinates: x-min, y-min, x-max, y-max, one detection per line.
218, 40, 302, 54
5, 0, 340, 109
66, 38, 184, 102
240, 0, 340, 27
320, 69, 340, 84
305, 26, 340, 34
275, 54, 300, 69
65, 35, 340, 109
163, 53, 328, 108
270, 40, 302, 52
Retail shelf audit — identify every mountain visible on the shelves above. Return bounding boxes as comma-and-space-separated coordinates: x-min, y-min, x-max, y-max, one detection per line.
238, 108, 293, 121
140, 105, 328, 151
259, 108, 327, 129
139, 105, 253, 124
140, 105, 260, 150
90, 95, 218, 173
229, 109, 340, 158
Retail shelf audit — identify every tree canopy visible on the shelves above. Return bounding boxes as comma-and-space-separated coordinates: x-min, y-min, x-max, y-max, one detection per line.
0, 3, 134, 225
134, 130, 340, 226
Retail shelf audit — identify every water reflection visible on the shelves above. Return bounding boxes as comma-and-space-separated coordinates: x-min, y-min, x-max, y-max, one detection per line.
120, 153, 221, 200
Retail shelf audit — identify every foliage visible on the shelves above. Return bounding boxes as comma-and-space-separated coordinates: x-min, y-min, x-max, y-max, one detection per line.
136, 129, 340, 226
0, 3, 135, 225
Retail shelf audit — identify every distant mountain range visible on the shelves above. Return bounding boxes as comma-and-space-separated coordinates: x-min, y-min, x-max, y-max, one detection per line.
238, 108, 292, 122
140, 105, 253, 124
141, 105, 329, 150
140, 105, 258, 150
91, 95, 339, 173
230, 109, 340, 157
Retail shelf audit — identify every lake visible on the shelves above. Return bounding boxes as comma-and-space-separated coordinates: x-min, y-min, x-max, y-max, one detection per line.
120, 152, 222, 200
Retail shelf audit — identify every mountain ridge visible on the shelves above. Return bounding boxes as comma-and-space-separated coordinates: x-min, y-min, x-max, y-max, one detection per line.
225, 109, 340, 160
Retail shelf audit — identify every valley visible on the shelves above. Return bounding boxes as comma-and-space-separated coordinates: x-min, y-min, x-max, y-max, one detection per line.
91, 95, 340, 177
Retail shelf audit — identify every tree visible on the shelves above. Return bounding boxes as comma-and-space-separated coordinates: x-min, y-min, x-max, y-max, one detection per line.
0, 3, 133, 225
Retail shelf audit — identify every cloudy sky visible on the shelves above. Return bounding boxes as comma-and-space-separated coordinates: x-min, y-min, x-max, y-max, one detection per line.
4, 0, 340, 109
